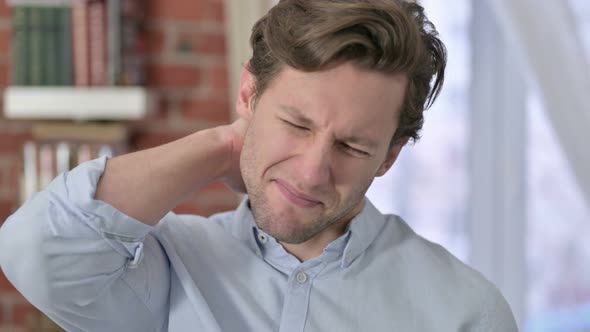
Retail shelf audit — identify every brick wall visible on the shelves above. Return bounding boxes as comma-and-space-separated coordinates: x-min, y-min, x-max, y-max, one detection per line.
0, 0, 239, 330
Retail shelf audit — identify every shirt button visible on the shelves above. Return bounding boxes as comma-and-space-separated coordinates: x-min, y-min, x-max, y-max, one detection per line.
258, 233, 268, 243
296, 271, 308, 284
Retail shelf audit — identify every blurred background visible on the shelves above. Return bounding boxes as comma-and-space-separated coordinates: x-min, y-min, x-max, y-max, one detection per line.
0, 0, 588, 331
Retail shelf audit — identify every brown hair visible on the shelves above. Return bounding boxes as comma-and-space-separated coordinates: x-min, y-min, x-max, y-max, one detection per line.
248, 0, 447, 145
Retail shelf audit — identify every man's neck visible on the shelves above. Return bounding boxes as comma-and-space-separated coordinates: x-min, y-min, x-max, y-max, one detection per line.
280, 201, 365, 262
280, 219, 350, 262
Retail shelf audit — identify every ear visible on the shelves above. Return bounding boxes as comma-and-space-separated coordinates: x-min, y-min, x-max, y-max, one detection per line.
236, 66, 256, 120
375, 139, 408, 177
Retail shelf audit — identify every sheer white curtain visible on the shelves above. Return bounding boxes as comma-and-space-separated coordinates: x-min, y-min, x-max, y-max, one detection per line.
485, 0, 590, 208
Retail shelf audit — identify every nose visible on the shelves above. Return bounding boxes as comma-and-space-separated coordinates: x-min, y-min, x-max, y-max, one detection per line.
296, 140, 332, 189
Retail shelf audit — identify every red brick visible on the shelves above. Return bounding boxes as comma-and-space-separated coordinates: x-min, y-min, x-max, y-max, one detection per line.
152, 94, 171, 120
0, 158, 20, 200
0, 28, 10, 55
0, 200, 16, 223
12, 302, 35, 327
130, 132, 184, 151
0, 63, 8, 87
0, 270, 17, 293
199, 33, 226, 55
182, 98, 230, 123
0, 1, 12, 17
0, 133, 31, 154
174, 183, 239, 216
209, 64, 229, 92
146, 27, 166, 55
146, 64, 201, 88
176, 31, 226, 56
7, 158, 22, 199
147, 0, 224, 22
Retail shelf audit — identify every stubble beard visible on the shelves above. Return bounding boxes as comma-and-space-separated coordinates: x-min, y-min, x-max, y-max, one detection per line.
245, 173, 369, 245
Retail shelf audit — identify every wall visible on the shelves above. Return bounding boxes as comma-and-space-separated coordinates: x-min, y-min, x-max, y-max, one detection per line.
0, 0, 238, 330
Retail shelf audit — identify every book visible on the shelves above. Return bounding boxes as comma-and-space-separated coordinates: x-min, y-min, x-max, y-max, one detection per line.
76, 144, 92, 164
97, 144, 114, 158
38, 144, 54, 189
120, 0, 144, 85
88, 0, 107, 85
22, 141, 37, 203
106, 0, 121, 85
12, 7, 30, 85
42, 7, 59, 85
72, 0, 90, 86
55, 142, 71, 174
29, 7, 43, 85
57, 6, 73, 85
10, 0, 144, 87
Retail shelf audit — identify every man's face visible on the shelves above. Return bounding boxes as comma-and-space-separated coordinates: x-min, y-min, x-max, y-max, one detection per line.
239, 62, 407, 245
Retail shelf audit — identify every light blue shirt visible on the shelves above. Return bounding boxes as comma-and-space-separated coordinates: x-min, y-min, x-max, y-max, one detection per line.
0, 157, 518, 331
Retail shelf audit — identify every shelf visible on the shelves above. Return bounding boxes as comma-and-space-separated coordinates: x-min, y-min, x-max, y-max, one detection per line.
3, 87, 152, 121
6, 0, 76, 6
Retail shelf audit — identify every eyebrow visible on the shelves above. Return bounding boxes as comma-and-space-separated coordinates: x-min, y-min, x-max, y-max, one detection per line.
278, 105, 379, 149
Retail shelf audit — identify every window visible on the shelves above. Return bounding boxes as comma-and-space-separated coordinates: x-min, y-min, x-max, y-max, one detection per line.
367, 0, 471, 261
525, 1, 590, 330
368, 1, 590, 330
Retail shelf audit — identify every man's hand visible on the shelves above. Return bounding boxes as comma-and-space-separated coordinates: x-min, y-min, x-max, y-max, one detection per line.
95, 116, 251, 225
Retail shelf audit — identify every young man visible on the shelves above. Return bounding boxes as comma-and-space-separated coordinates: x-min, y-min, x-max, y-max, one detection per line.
0, 1, 518, 331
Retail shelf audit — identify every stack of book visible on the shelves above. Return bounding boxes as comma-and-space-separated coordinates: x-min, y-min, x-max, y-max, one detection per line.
11, 0, 144, 87
20, 122, 128, 204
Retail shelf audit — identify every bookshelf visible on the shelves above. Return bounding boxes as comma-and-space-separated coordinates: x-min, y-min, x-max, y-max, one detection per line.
3, 0, 147, 198
4, 0, 149, 119
1, 1, 146, 331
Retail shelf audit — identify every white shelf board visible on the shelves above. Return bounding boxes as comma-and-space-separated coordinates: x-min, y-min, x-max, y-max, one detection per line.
3, 87, 151, 121
7, 0, 77, 6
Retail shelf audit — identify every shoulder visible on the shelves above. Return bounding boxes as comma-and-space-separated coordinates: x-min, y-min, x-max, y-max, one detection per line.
373, 215, 517, 329
149, 209, 239, 253
376, 214, 486, 290
157, 209, 238, 238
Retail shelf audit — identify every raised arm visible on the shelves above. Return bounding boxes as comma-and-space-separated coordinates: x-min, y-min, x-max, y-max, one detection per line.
96, 119, 248, 225
0, 120, 248, 331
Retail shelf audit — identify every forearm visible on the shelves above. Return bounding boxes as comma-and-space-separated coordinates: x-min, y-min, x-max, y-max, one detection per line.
95, 126, 231, 226
0, 159, 169, 331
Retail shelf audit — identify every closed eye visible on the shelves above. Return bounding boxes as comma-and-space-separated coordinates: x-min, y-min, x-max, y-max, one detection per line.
340, 143, 371, 157
281, 119, 309, 131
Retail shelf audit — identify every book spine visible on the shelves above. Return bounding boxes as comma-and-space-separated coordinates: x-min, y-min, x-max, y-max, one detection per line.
88, 0, 107, 86
22, 141, 37, 203
120, 0, 144, 85
11, 7, 30, 85
76, 144, 92, 165
55, 142, 71, 174
29, 7, 43, 85
43, 7, 58, 85
72, 0, 90, 86
106, 0, 121, 85
57, 7, 73, 85
38, 144, 55, 189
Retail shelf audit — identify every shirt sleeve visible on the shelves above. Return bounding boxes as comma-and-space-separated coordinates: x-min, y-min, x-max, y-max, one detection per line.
0, 157, 170, 332
475, 285, 520, 332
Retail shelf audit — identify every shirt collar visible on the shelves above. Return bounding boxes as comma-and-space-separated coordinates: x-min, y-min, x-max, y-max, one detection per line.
229, 197, 386, 269
230, 197, 263, 258
340, 198, 387, 268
